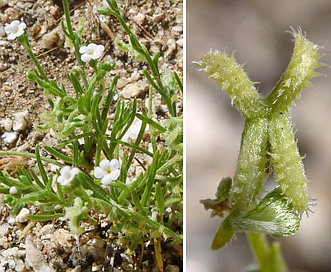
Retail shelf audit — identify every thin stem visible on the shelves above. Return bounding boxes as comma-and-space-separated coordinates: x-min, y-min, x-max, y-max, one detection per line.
0, 151, 64, 166
62, 0, 73, 36
247, 232, 271, 271
20, 34, 49, 82
62, 0, 88, 89
104, 1, 177, 117
247, 232, 288, 272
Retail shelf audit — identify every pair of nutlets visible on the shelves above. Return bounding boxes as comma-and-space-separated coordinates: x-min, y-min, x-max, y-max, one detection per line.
198, 28, 324, 249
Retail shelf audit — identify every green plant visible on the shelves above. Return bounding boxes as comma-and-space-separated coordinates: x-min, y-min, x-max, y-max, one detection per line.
1, 0, 182, 269
198, 28, 323, 271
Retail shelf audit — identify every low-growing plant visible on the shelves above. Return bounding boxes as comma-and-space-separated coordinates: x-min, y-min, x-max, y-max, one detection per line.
198, 28, 323, 271
0, 0, 182, 270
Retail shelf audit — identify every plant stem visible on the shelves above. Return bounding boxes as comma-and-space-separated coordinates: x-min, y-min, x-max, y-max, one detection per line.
62, 0, 88, 89
19, 34, 49, 82
247, 232, 288, 272
0, 151, 64, 166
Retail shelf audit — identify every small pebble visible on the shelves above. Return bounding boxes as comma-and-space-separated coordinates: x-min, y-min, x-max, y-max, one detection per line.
41, 29, 61, 49
14, 259, 25, 272
0, 224, 10, 236
0, 0, 7, 8
0, 63, 8, 72
16, 207, 30, 223
0, 118, 13, 132
25, 235, 56, 272
13, 110, 29, 132
40, 224, 54, 235
122, 117, 149, 142
133, 13, 145, 25
120, 81, 149, 99
71, 266, 82, 272
176, 38, 183, 47
2, 247, 19, 257
1, 131, 18, 145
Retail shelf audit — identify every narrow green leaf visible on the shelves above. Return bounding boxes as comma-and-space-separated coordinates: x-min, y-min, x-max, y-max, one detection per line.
156, 182, 165, 215
35, 146, 48, 186
43, 146, 73, 164
212, 215, 234, 250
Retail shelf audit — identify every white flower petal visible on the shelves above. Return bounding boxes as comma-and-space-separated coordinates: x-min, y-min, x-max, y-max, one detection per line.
5, 20, 19, 33
94, 158, 121, 185
81, 53, 91, 63
92, 45, 104, 59
94, 166, 105, 178
57, 166, 79, 186
5, 20, 26, 40
99, 159, 111, 170
60, 165, 71, 176
71, 167, 80, 176
109, 169, 120, 180
79, 43, 104, 62
79, 45, 88, 54
7, 33, 17, 40
19, 22, 26, 30
57, 176, 67, 186
109, 159, 120, 170
101, 175, 113, 185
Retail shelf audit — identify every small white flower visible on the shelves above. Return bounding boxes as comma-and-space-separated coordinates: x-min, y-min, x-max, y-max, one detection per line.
94, 159, 120, 185
57, 166, 80, 186
5, 20, 26, 40
79, 43, 105, 62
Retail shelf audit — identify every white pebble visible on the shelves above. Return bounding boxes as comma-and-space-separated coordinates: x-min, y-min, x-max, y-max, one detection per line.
2, 247, 19, 257
13, 110, 29, 132
41, 30, 59, 49
40, 224, 54, 235
0, 223, 10, 236
176, 38, 183, 47
16, 208, 30, 223
0, 118, 13, 132
120, 81, 149, 99
133, 13, 145, 25
1, 131, 18, 145
122, 116, 149, 143
8, 259, 16, 269
8, 216, 16, 225
14, 259, 25, 272
25, 235, 56, 272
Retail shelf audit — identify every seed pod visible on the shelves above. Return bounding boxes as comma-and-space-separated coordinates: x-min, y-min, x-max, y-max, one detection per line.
269, 117, 309, 213
197, 50, 266, 119
230, 118, 270, 214
267, 28, 324, 115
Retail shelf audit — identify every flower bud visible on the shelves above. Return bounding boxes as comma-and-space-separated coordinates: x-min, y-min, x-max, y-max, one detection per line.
71, 66, 83, 77
100, 61, 115, 71
26, 70, 38, 82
